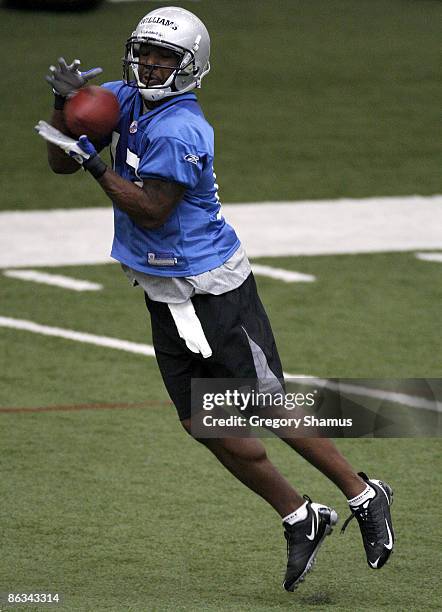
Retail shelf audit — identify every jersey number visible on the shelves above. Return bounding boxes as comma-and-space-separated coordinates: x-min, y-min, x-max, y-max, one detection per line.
110, 133, 143, 188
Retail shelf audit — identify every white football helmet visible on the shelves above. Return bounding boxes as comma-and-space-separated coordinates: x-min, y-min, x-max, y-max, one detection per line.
123, 6, 210, 102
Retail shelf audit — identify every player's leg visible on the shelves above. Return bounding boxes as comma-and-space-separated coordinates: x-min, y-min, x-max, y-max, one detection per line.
180, 418, 338, 590
202, 273, 394, 579
145, 291, 337, 589
144, 283, 393, 587
202, 273, 365, 496
261, 434, 395, 571
189, 278, 341, 589
281, 437, 365, 498
180, 418, 304, 516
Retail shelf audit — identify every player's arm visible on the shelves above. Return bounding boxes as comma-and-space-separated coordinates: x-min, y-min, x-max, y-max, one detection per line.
34, 123, 184, 228
96, 170, 185, 229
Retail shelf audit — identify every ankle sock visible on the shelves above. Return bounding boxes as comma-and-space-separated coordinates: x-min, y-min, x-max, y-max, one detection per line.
283, 501, 308, 525
347, 483, 375, 507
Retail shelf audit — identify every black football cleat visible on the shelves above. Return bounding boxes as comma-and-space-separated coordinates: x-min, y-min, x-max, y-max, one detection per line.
341, 472, 394, 569
283, 496, 338, 592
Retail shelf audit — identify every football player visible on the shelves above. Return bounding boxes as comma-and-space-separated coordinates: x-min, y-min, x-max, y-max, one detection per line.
35, 6, 394, 591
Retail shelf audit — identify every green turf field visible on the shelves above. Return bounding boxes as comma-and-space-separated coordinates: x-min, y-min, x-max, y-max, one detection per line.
0, 0, 441, 610
2, 412, 441, 612
1, 256, 441, 611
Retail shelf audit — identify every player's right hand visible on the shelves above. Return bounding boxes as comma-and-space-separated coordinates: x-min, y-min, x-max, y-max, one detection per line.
35, 120, 97, 165
45, 57, 103, 98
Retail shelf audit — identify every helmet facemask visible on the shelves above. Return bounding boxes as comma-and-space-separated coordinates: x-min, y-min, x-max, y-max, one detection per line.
123, 37, 204, 102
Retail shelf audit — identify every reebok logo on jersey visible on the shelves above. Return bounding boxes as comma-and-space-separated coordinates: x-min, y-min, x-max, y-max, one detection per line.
129, 121, 138, 134
184, 153, 200, 165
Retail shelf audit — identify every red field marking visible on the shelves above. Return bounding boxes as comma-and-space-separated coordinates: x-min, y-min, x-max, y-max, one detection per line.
0, 400, 173, 414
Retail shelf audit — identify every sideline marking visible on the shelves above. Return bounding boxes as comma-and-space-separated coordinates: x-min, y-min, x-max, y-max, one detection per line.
3, 269, 102, 292
2, 195, 442, 268
251, 264, 315, 283
415, 252, 442, 263
0, 316, 439, 414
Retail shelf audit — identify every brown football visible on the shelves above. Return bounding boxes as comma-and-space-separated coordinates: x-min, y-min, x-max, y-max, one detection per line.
64, 86, 120, 139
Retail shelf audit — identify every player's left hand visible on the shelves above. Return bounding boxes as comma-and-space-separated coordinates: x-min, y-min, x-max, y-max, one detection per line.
35, 120, 97, 164
46, 57, 103, 98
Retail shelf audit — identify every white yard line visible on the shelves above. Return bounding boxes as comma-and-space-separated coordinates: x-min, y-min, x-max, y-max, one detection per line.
3, 270, 102, 292
0, 316, 155, 357
0, 315, 439, 414
415, 252, 442, 263
1, 195, 441, 268
251, 264, 315, 283
283, 373, 441, 413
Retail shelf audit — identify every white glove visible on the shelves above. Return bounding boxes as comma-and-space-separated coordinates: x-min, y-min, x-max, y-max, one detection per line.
35, 120, 95, 164
46, 57, 103, 98
35, 121, 107, 180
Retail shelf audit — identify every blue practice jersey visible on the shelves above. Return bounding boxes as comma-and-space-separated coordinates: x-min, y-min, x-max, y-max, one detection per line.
101, 81, 240, 277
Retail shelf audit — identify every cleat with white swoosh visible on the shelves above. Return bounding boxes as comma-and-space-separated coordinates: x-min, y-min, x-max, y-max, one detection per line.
341, 472, 394, 570
283, 496, 338, 592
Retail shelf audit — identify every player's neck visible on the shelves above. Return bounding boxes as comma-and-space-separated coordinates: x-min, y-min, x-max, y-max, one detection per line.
143, 98, 168, 112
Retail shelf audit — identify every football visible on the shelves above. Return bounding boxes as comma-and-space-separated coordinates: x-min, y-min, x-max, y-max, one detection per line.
64, 86, 120, 139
